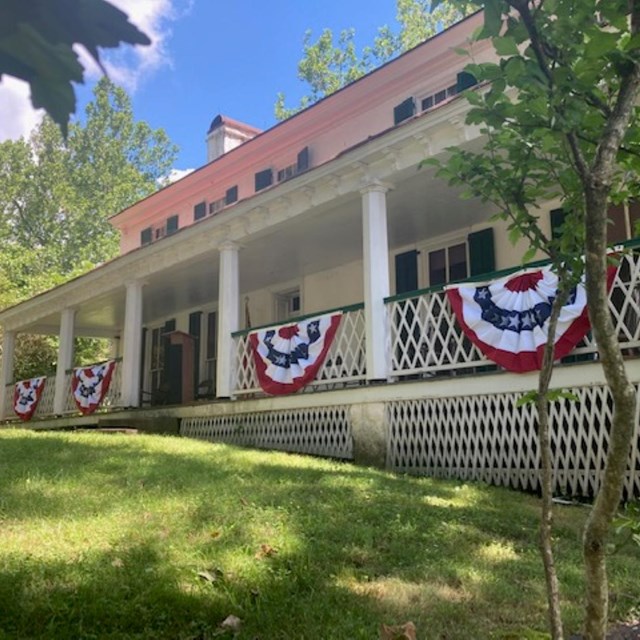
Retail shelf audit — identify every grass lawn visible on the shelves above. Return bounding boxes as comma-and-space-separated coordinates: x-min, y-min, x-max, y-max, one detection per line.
0, 430, 638, 639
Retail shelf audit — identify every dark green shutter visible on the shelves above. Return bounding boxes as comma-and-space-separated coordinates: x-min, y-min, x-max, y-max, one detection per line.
225, 185, 238, 204
140, 227, 152, 245
456, 71, 477, 92
139, 328, 147, 402
395, 250, 419, 294
255, 168, 273, 191
297, 147, 310, 172
468, 228, 495, 277
166, 215, 179, 234
189, 311, 202, 391
393, 97, 415, 125
550, 208, 566, 240
193, 202, 206, 221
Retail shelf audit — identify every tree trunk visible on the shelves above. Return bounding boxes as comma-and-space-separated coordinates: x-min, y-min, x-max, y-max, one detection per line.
582, 188, 637, 640
537, 286, 571, 640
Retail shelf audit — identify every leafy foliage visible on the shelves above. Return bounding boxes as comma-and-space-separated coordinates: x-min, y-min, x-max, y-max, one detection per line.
0, 0, 150, 135
275, 0, 467, 120
0, 79, 177, 379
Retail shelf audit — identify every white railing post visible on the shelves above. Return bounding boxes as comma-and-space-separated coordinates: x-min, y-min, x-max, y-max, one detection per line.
217, 241, 240, 398
53, 309, 75, 415
121, 280, 145, 408
0, 330, 16, 420
361, 180, 392, 380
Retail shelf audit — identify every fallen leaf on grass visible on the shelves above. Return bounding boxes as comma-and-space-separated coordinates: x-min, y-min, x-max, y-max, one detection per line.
219, 614, 242, 632
379, 621, 417, 640
210, 529, 222, 539
240, 497, 249, 506
197, 568, 224, 583
111, 558, 124, 568
254, 543, 277, 559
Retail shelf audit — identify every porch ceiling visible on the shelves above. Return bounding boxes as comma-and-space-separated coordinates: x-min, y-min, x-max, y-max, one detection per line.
18, 141, 493, 338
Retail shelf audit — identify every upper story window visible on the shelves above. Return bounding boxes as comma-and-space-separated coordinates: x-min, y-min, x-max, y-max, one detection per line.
193, 201, 207, 221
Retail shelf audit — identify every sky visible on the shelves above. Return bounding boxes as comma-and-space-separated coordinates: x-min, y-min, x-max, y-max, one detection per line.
0, 1, 405, 175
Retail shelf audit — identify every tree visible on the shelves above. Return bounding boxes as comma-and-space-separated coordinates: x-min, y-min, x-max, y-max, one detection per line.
0, 78, 178, 379
430, 1, 640, 638
275, 0, 467, 120
0, 0, 150, 135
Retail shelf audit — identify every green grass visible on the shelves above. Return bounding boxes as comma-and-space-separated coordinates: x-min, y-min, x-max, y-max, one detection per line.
0, 430, 638, 640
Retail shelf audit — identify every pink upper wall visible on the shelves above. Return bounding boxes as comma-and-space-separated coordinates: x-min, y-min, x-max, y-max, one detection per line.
112, 11, 491, 254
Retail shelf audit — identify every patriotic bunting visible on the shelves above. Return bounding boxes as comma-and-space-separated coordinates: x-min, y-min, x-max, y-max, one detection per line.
13, 377, 46, 421
249, 313, 342, 394
446, 265, 617, 373
71, 360, 116, 415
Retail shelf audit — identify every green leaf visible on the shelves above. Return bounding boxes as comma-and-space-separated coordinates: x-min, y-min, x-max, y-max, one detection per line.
493, 36, 519, 56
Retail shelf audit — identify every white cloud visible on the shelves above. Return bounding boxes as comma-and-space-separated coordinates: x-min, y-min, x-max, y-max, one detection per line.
88, 0, 193, 91
0, 0, 190, 142
165, 167, 195, 184
0, 77, 44, 141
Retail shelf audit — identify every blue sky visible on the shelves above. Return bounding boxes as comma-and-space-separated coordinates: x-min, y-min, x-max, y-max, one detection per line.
0, 1, 406, 173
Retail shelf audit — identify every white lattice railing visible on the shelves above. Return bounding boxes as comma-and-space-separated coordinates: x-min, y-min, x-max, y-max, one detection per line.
387, 382, 640, 498
181, 406, 353, 459
387, 248, 640, 377
232, 304, 366, 395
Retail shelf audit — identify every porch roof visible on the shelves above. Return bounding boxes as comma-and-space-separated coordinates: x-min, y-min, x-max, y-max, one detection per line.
0, 94, 492, 337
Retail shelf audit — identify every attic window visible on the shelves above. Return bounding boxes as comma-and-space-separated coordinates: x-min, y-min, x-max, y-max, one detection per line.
255, 168, 273, 192
194, 201, 206, 221
434, 89, 447, 105
393, 97, 415, 125
140, 227, 152, 246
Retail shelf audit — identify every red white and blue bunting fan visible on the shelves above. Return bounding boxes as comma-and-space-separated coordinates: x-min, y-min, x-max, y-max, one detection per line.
249, 313, 342, 395
13, 377, 46, 421
71, 360, 116, 415
446, 264, 617, 373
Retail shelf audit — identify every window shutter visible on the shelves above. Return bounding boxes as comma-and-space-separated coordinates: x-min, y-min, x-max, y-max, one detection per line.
395, 250, 419, 294
139, 327, 147, 397
166, 215, 179, 234
255, 168, 273, 192
140, 227, 152, 246
393, 97, 415, 125
189, 311, 202, 390
456, 71, 477, 93
193, 202, 206, 221
225, 185, 238, 204
550, 208, 566, 240
468, 228, 495, 277
297, 147, 310, 172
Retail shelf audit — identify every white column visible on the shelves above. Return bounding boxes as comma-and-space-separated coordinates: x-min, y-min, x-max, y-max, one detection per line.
121, 280, 145, 408
53, 308, 76, 414
0, 330, 16, 420
216, 241, 240, 398
361, 181, 391, 380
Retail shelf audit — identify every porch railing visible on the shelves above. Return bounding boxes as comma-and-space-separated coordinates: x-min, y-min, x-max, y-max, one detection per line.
386, 245, 640, 377
232, 303, 366, 395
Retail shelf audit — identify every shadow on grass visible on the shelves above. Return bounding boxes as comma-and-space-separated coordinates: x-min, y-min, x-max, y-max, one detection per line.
0, 430, 637, 639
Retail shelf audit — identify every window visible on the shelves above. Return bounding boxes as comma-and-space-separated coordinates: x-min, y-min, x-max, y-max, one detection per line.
428, 242, 468, 287
140, 227, 152, 246
275, 289, 301, 322
193, 202, 206, 221
434, 89, 447, 105
255, 168, 273, 192
421, 95, 433, 111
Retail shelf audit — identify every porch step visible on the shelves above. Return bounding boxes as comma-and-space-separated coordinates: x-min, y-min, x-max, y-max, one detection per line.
97, 416, 180, 435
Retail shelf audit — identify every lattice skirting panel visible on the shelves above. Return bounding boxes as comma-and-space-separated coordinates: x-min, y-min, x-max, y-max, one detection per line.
180, 406, 353, 460
388, 384, 640, 498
